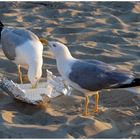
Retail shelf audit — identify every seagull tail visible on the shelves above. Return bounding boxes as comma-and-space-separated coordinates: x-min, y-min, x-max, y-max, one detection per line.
117, 78, 140, 88
113, 78, 140, 94
0, 20, 4, 27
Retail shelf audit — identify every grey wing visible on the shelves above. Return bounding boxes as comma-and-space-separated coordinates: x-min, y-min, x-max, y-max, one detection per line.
1, 29, 17, 60
1, 28, 39, 60
84, 59, 116, 71
69, 60, 133, 91
85, 59, 133, 75
12, 28, 39, 41
85, 59, 106, 65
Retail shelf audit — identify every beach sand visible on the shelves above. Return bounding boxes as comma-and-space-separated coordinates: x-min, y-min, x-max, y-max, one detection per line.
0, 1, 140, 138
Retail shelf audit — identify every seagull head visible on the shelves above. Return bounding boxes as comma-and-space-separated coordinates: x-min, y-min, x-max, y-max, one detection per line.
28, 62, 43, 88
47, 41, 72, 59
28, 71, 42, 88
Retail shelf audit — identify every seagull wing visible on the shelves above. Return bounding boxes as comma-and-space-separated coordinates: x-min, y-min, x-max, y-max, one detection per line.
69, 60, 134, 91
1, 28, 39, 60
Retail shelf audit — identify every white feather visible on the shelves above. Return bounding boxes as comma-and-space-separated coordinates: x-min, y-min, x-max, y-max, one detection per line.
15, 40, 43, 66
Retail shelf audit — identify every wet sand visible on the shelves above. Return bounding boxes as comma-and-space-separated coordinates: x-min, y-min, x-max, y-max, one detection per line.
0, 1, 140, 138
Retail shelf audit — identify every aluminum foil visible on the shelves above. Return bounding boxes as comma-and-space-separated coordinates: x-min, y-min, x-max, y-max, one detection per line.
0, 70, 72, 105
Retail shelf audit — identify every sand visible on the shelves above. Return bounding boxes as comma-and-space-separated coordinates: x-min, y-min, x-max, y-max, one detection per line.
0, 1, 140, 138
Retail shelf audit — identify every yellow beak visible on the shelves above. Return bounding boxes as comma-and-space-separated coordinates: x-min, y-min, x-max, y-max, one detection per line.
39, 38, 48, 46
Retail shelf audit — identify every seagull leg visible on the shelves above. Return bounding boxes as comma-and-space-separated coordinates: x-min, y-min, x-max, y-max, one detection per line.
93, 91, 99, 113
18, 65, 23, 84
83, 95, 89, 116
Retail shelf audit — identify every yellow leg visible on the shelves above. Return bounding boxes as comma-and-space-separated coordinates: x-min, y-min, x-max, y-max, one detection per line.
18, 65, 23, 84
94, 92, 99, 113
39, 38, 48, 46
83, 95, 89, 116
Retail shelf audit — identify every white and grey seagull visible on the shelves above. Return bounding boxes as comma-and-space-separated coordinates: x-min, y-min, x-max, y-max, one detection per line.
47, 41, 140, 116
0, 21, 46, 88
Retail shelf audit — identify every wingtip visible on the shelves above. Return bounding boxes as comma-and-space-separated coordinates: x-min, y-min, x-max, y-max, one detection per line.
0, 20, 4, 27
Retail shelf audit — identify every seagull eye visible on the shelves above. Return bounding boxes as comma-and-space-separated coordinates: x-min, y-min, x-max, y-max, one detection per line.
53, 44, 56, 47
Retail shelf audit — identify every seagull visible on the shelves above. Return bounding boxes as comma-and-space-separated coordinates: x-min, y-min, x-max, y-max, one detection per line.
47, 41, 140, 116
0, 21, 46, 88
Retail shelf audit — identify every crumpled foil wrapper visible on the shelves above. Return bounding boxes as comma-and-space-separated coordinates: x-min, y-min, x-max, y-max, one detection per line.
0, 70, 72, 105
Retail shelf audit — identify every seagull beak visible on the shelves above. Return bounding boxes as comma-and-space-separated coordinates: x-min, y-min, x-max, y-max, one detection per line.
46, 42, 52, 50
39, 38, 51, 49
32, 81, 38, 89
39, 38, 48, 46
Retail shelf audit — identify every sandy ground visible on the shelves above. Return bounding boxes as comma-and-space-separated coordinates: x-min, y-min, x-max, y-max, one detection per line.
1, 1, 140, 138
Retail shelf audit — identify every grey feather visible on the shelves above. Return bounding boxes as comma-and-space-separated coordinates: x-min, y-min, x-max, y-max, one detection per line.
1, 28, 39, 60
69, 60, 134, 91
